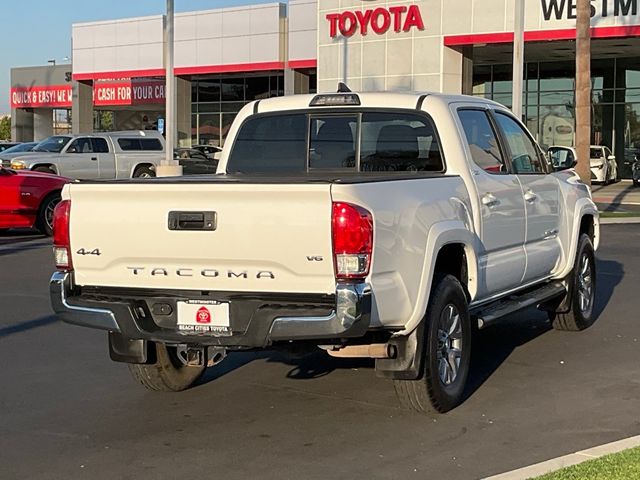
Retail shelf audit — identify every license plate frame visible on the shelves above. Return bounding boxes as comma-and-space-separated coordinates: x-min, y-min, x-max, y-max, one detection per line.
176, 300, 231, 335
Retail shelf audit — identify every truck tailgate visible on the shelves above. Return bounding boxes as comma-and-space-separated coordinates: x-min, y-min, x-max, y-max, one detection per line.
68, 183, 336, 294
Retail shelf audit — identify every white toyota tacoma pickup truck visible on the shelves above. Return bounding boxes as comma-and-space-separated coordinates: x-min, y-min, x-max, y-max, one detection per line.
50, 91, 599, 413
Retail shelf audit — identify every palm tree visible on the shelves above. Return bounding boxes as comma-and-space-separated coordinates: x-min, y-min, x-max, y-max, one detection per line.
575, 0, 591, 186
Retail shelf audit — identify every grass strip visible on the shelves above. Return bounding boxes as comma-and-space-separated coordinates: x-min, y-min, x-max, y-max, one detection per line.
530, 447, 640, 480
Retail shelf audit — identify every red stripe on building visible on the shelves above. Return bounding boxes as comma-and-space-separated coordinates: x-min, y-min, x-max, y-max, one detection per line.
287, 59, 317, 69
73, 61, 287, 81
73, 69, 166, 81
175, 61, 285, 75
444, 25, 640, 46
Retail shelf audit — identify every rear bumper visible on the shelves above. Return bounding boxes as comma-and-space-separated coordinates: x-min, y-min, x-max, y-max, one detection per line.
50, 271, 371, 347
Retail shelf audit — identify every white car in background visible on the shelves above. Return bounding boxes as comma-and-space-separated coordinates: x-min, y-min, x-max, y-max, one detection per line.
590, 145, 618, 184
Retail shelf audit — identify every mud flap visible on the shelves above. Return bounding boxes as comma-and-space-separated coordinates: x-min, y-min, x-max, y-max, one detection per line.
108, 332, 153, 364
375, 321, 425, 380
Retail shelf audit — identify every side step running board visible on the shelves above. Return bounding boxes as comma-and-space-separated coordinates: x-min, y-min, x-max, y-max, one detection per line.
472, 282, 566, 329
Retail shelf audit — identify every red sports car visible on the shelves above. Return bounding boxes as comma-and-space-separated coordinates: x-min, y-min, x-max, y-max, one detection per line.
0, 166, 71, 236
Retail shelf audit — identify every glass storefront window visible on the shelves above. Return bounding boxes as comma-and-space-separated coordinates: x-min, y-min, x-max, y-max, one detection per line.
197, 102, 221, 113
221, 78, 245, 101
539, 106, 575, 148
198, 113, 220, 147
539, 63, 575, 91
199, 80, 221, 102
270, 75, 284, 97
221, 102, 245, 113
191, 114, 198, 145
189, 72, 314, 146
539, 91, 574, 106
245, 76, 270, 100
472, 56, 640, 178
473, 65, 492, 97
492, 64, 513, 94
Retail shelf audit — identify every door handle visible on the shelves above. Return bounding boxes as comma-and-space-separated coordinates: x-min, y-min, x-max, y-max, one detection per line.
544, 229, 559, 240
524, 190, 538, 203
91, 157, 98, 161
481, 193, 499, 208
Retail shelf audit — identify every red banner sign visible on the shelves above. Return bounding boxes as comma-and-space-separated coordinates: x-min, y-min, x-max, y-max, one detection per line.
10, 85, 72, 109
326, 5, 425, 38
93, 79, 165, 106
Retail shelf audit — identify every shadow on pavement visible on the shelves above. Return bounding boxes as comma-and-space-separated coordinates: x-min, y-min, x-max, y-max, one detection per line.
0, 315, 58, 339
463, 257, 624, 404
151, 259, 630, 402
599, 183, 638, 212
593, 259, 624, 319
0, 229, 49, 256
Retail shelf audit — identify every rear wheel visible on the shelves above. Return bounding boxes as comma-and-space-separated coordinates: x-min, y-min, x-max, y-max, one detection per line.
550, 234, 596, 331
132, 165, 156, 178
394, 274, 472, 414
128, 343, 205, 392
35, 192, 61, 236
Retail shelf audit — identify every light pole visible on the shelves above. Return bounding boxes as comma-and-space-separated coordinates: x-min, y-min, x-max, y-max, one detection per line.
512, 0, 525, 120
157, 0, 182, 176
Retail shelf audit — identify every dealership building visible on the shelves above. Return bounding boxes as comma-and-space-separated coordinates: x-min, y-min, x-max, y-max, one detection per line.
10, 0, 640, 177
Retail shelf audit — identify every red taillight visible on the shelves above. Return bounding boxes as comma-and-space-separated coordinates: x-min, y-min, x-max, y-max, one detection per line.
52, 199, 72, 270
332, 202, 373, 280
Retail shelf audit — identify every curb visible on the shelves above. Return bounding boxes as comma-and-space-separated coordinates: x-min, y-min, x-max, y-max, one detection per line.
600, 217, 640, 224
483, 435, 640, 480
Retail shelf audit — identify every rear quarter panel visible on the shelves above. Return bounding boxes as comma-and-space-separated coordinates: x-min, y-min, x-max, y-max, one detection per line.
331, 176, 475, 331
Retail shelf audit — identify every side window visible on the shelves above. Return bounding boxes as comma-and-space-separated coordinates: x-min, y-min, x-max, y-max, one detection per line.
92, 138, 109, 153
67, 138, 93, 154
493, 112, 546, 174
140, 138, 164, 151
458, 109, 505, 174
118, 139, 139, 151
67, 138, 93, 153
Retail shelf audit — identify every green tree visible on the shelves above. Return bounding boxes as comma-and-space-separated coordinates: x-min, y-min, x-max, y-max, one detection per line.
0, 116, 10, 141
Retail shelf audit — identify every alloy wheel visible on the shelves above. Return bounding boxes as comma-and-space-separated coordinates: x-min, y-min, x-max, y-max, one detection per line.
436, 304, 463, 386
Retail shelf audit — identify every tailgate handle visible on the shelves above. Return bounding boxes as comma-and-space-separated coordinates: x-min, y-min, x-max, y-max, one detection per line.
168, 211, 217, 231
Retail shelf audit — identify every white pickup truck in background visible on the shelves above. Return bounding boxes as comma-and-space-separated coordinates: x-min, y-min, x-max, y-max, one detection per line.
6, 130, 165, 179
50, 91, 599, 414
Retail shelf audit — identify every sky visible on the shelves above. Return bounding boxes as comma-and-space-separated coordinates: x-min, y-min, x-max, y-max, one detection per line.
0, 0, 274, 113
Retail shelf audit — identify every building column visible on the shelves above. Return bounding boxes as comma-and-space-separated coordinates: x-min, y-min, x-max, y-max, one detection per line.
72, 80, 93, 134
440, 46, 465, 95
284, 69, 310, 95
33, 109, 54, 139
461, 47, 474, 96
176, 77, 191, 147
11, 108, 34, 142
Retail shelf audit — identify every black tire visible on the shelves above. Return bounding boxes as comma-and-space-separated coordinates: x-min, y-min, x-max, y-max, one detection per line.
34, 166, 56, 175
550, 234, 596, 331
128, 343, 205, 392
394, 274, 472, 414
35, 192, 61, 236
132, 165, 156, 178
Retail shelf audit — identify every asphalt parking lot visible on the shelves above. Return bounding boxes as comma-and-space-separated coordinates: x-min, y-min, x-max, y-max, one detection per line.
0, 225, 638, 480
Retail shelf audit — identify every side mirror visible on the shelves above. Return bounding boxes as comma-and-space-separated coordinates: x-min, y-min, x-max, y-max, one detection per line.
608, 155, 616, 161
67, 146, 77, 153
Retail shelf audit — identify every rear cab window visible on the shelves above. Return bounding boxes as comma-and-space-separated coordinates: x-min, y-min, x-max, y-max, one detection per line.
226, 110, 444, 174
